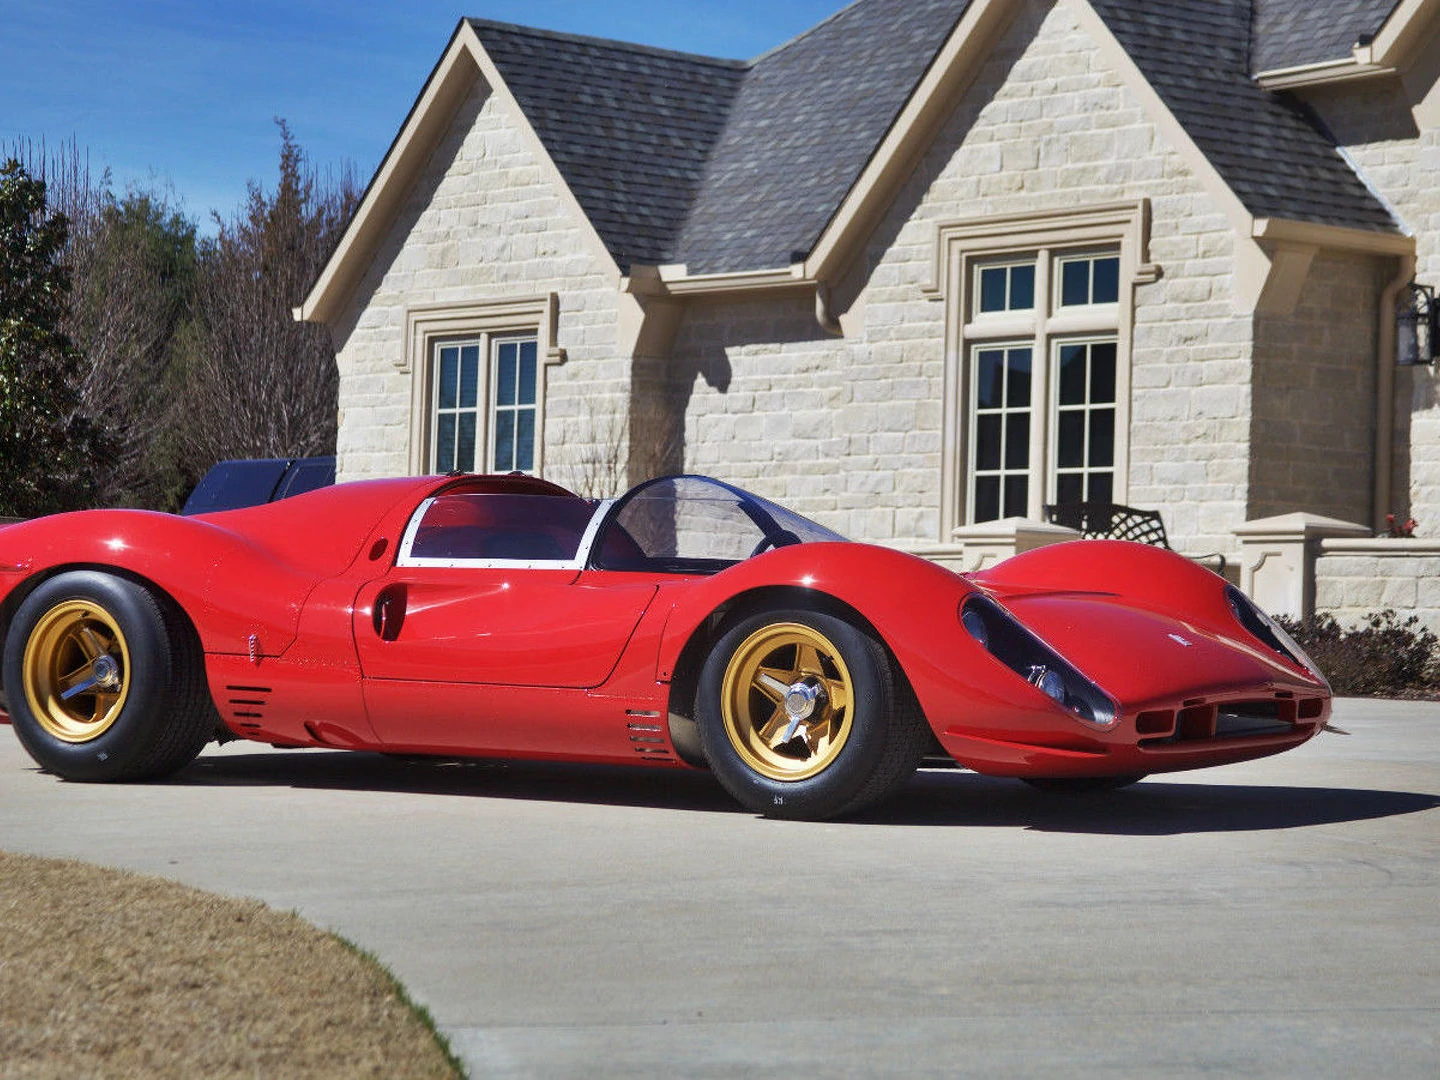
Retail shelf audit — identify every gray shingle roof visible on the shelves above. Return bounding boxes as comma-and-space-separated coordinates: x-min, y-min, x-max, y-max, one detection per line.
471, 0, 1399, 275
1251, 0, 1401, 72
1090, 0, 1397, 232
674, 0, 970, 274
469, 21, 746, 270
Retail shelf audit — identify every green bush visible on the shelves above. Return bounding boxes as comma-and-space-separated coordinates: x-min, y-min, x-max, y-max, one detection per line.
1275, 610, 1440, 697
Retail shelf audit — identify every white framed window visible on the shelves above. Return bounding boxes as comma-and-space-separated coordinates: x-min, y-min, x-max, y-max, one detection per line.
925, 203, 1156, 533
969, 344, 1033, 522
401, 296, 566, 477
430, 336, 539, 473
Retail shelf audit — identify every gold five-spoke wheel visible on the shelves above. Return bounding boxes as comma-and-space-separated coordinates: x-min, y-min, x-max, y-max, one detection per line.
21, 600, 132, 744
719, 622, 854, 781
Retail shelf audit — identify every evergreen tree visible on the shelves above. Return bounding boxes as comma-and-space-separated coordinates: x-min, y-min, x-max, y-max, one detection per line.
0, 159, 104, 516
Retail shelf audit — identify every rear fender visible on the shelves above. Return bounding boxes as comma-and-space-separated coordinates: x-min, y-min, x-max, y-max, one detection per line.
0, 512, 318, 658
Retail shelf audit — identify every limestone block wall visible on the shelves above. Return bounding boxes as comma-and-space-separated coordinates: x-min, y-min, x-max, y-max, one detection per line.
662, 0, 1250, 551
329, 76, 628, 486
1314, 540, 1440, 635
1250, 253, 1387, 525
1302, 53, 1440, 536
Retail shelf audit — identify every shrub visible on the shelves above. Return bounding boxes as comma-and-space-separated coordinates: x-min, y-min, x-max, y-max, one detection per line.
1275, 610, 1440, 697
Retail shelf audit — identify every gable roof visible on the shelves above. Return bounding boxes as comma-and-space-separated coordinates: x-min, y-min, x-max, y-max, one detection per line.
469, 22, 745, 270
1251, 0, 1402, 72
301, 0, 1410, 325
495, 0, 1397, 273
1090, 0, 1397, 233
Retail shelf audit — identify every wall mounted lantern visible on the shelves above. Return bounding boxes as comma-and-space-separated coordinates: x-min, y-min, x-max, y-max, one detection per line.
1397, 281, 1438, 366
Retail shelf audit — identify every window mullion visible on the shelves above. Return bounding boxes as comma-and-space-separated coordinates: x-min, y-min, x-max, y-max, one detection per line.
1029, 248, 1052, 518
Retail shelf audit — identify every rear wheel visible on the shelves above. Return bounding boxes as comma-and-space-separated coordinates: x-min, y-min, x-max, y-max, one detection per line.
696, 608, 927, 820
2, 572, 215, 781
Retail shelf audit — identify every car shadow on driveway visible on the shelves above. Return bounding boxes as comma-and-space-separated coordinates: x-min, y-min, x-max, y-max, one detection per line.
858, 769, 1440, 834
147, 749, 1440, 834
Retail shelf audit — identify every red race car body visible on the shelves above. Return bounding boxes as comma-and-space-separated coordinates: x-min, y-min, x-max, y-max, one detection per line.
0, 474, 1329, 818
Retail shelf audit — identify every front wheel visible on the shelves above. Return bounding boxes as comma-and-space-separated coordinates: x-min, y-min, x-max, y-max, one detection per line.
696, 608, 928, 820
2, 571, 215, 781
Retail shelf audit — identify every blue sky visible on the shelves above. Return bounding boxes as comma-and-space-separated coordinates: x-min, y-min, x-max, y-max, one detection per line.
2, 1, 845, 227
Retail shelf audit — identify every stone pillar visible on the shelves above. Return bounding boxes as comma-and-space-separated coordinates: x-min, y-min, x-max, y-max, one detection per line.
1233, 512, 1371, 618
904, 518, 1080, 573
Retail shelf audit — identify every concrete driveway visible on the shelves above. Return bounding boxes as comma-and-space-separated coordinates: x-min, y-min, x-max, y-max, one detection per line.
2, 698, 1437, 1079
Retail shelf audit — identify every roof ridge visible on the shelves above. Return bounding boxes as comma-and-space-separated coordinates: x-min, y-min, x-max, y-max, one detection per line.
465, 17, 748, 69
745, 0, 874, 65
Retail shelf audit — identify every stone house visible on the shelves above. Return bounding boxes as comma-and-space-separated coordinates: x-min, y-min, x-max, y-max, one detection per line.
297, 0, 1440, 621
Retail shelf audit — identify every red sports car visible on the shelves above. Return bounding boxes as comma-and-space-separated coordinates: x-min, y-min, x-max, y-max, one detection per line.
0, 473, 1328, 819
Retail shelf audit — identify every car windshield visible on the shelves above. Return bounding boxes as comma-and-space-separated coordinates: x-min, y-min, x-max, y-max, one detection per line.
591, 475, 847, 574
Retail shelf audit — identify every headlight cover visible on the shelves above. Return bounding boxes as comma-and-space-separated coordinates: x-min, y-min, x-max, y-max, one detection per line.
961, 594, 1117, 728
1225, 586, 1329, 686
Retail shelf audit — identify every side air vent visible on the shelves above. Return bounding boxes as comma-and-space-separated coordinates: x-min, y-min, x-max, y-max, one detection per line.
225, 685, 272, 731
626, 711, 673, 760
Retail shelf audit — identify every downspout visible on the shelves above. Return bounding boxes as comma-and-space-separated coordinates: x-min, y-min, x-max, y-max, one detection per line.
1376, 252, 1415, 530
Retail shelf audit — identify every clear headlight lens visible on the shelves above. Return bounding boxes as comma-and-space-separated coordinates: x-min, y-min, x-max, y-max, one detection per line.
1224, 586, 1329, 685
961, 594, 1117, 728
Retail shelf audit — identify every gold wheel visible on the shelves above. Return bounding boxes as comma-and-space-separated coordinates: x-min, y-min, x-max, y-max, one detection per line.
719, 622, 854, 782
21, 599, 132, 744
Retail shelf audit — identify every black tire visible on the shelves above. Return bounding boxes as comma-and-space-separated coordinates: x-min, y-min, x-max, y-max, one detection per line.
696, 608, 928, 820
2, 571, 215, 782
1022, 775, 1146, 794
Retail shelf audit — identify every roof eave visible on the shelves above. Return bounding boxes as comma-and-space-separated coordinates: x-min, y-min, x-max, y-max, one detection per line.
297, 21, 475, 326
298, 20, 622, 327
1254, 57, 1397, 90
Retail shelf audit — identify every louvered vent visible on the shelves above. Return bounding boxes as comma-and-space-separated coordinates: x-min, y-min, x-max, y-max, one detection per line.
626, 710, 673, 761
224, 685, 272, 732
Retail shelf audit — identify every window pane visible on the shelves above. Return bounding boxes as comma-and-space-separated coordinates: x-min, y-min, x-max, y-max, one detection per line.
1006, 348, 1032, 408
1058, 411, 1084, 468
980, 268, 1007, 313
1004, 413, 1029, 469
496, 343, 517, 407
516, 408, 536, 472
1061, 259, 1090, 307
518, 341, 538, 406
1089, 409, 1115, 468
975, 477, 1000, 523
1056, 473, 1083, 506
976, 414, 1001, 470
1058, 344, 1087, 406
1088, 472, 1114, 504
458, 345, 479, 409
494, 410, 515, 472
436, 414, 456, 473
977, 350, 1005, 409
1010, 264, 1035, 311
1003, 475, 1028, 518
1091, 342, 1117, 403
457, 412, 477, 473
1093, 257, 1120, 304
439, 347, 459, 410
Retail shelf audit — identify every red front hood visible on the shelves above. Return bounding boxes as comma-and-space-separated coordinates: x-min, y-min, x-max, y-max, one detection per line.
1001, 592, 1323, 709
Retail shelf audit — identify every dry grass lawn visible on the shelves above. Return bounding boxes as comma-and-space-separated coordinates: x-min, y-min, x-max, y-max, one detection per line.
0, 851, 462, 1079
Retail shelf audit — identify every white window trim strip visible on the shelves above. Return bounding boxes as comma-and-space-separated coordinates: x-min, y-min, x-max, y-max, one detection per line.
395, 496, 616, 570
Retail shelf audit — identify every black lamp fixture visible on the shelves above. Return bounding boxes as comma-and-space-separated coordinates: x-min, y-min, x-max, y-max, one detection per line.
1397, 281, 1438, 366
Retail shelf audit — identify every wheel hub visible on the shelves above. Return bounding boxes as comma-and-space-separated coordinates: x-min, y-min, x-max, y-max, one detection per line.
783, 680, 824, 722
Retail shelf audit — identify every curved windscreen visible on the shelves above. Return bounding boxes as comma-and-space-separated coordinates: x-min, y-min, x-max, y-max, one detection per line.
591, 476, 847, 574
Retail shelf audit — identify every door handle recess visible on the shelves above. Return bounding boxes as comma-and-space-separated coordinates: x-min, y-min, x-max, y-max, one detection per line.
373, 585, 408, 642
